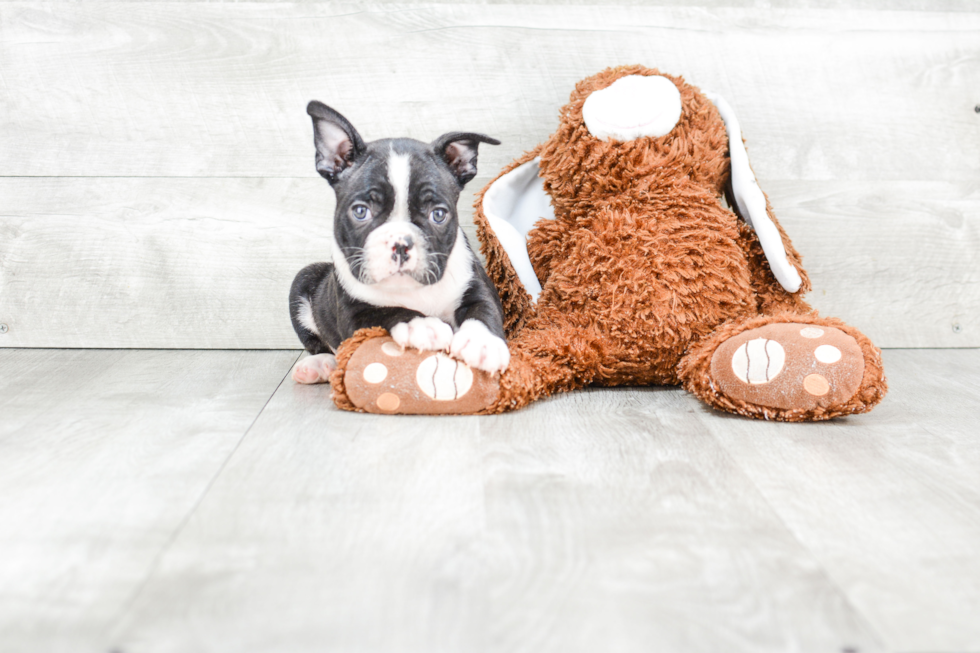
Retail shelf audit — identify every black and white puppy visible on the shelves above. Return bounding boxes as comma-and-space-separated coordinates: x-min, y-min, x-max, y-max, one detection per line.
289, 101, 509, 384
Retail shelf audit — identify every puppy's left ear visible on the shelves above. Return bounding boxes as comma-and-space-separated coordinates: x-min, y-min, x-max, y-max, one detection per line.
432, 133, 501, 187
307, 101, 366, 184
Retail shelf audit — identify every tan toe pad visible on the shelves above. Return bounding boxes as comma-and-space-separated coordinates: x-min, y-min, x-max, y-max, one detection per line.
710, 323, 864, 412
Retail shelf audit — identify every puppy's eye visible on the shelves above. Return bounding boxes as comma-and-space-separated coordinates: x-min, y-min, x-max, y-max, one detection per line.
350, 204, 372, 222
429, 208, 449, 224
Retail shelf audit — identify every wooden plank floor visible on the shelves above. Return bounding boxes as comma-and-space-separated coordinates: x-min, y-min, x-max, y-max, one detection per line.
1, 349, 978, 652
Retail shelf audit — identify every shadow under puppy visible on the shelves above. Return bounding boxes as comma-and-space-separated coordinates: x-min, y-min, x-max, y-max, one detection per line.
290, 102, 509, 384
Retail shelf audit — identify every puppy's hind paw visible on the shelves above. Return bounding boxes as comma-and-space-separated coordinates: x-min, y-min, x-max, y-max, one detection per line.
390, 317, 454, 352
450, 319, 510, 374
292, 353, 337, 384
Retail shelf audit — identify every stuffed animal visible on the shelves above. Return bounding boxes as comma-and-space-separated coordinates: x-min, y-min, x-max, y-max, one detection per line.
328, 65, 887, 421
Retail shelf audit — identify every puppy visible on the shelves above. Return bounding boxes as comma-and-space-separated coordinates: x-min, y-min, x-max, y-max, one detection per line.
289, 102, 509, 384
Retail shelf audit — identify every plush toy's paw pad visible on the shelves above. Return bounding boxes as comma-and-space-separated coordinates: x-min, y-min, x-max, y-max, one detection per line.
450, 319, 511, 374
710, 323, 864, 412
292, 353, 337, 385
390, 317, 454, 352
344, 336, 498, 414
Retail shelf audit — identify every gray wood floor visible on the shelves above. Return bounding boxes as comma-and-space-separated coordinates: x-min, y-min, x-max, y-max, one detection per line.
2, 348, 978, 653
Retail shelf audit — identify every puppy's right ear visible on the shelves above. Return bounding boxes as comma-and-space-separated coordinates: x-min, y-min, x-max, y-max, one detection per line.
307, 101, 366, 183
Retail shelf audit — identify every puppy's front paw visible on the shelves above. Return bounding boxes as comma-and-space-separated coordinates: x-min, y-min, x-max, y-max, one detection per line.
390, 317, 454, 352
450, 319, 510, 374
292, 353, 337, 384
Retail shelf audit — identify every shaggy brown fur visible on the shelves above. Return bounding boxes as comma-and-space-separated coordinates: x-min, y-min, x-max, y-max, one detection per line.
335, 65, 887, 421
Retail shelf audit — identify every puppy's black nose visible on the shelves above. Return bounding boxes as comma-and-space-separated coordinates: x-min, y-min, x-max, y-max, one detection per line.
392, 237, 414, 265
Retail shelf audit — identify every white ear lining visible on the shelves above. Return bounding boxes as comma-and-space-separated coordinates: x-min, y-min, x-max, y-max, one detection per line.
703, 91, 803, 294
481, 158, 555, 302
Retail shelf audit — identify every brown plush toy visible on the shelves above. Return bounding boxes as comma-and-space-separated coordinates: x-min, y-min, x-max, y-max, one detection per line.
330, 65, 887, 421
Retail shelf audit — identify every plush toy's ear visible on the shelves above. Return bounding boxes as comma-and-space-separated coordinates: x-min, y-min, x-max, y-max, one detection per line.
703, 92, 803, 294
307, 101, 366, 184
432, 132, 501, 187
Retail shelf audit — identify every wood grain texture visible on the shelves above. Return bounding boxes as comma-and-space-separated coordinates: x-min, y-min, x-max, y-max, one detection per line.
2, 0, 976, 8
3, 348, 979, 651
108, 363, 884, 653
0, 177, 336, 348
0, 348, 299, 653
768, 181, 980, 349
698, 348, 980, 652
0, 178, 974, 348
476, 387, 884, 653
5, 0, 977, 9
1, 4, 978, 181
0, 3, 977, 350
108, 364, 491, 653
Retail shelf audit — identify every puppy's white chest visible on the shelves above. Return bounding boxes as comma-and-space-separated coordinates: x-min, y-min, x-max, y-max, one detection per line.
381, 281, 463, 327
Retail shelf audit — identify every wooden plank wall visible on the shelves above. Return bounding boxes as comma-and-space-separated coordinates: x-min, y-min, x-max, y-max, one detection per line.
0, 2, 977, 349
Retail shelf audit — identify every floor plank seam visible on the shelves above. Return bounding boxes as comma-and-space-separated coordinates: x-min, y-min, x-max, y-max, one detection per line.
100, 350, 302, 642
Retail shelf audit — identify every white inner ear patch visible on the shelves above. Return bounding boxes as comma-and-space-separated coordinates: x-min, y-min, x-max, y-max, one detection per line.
582, 75, 682, 142
480, 157, 554, 302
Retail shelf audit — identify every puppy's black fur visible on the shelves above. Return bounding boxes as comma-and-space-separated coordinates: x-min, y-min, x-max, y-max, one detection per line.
289, 102, 505, 356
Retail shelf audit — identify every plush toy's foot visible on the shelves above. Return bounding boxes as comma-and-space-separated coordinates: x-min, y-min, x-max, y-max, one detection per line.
333, 333, 499, 414
680, 315, 887, 421
712, 321, 864, 410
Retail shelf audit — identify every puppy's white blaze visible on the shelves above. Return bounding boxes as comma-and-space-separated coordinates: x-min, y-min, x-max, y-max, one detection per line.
296, 296, 320, 336
332, 228, 474, 327
387, 150, 412, 223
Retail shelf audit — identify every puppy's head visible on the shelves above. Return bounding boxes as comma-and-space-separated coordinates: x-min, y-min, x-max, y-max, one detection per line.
308, 101, 499, 288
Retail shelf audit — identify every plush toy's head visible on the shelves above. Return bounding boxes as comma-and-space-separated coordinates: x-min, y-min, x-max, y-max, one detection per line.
537, 65, 731, 215
476, 64, 806, 337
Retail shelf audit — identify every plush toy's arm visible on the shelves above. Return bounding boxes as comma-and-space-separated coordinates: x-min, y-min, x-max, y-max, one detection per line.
705, 92, 806, 294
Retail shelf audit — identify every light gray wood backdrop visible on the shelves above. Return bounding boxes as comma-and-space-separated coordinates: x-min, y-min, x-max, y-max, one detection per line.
0, 3, 977, 348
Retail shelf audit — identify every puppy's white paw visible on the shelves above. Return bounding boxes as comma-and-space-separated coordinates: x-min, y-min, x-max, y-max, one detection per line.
390, 317, 454, 352
292, 353, 337, 384
450, 319, 510, 374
